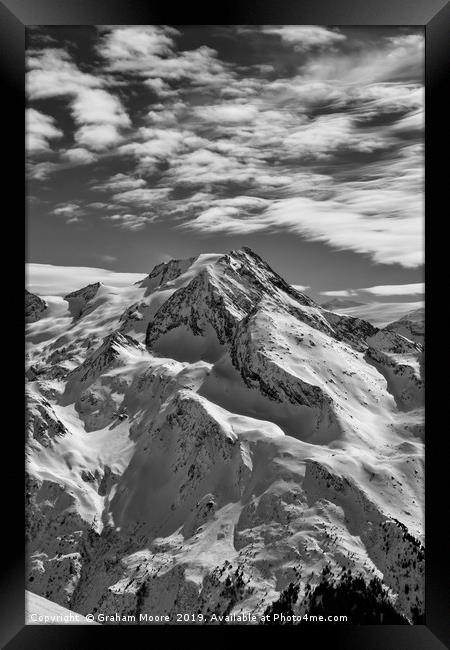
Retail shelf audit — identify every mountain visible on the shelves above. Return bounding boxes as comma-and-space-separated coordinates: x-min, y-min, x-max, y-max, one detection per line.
321, 297, 365, 310
26, 590, 99, 625
25, 247, 424, 624
25, 289, 47, 323
385, 308, 424, 346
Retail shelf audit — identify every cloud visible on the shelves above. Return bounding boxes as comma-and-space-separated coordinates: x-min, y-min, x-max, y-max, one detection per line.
118, 127, 189, 172
97, 26, 232, 89
27, 27, 424, 269
27, 161, 60, 180
52, 203, 84, 223
96, 26, 177, 72
145, 78, 178, 98
320, 282, 424, 299
196, 104, 259, 123
337, 301, 424, 327
26, 262, 146, 295
112, 187, 170, 207
92, 173, 146, 192
71, 88, 129, 128
76, 123, 124, 151
302, 32, 424, 84
321, 290, 356, 298
282, 113, 392, 160
359, 282, 424, 296
103, 213, 150, 231
98, 255, 118, 264
62, 147, 98, 164
259, 26, 346, 51
27, 48, 130, 152
27, 48, 98, 98
26, 108, 63, 154
184, 193, 423, 268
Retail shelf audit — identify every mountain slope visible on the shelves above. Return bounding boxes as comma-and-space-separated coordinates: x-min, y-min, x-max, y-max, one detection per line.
384, 308, 424, 345
25, 247, 424, 624
26, 590, 99, 625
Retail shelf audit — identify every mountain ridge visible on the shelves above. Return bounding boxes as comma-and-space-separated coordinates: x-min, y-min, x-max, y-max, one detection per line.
25, 247, 424, 624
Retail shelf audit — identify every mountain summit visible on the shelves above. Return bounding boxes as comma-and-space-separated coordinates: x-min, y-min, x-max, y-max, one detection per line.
25, 248, 424, 624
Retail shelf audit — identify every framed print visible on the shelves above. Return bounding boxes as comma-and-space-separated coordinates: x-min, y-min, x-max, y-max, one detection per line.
2, 0, 448, 647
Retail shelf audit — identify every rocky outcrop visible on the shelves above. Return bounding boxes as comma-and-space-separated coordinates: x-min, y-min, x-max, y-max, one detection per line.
64, 282, 101, 319
26, 391, 68, 447
384, 308, 424, 346
364, 345, 423, 411
63, 331, 144, 399
322, 310, 378, 351
145, 248, 317, 354
137, 257, 196, 295
145, 270, 242, 353
231, 306, 342, 442
303, 460, 424, 621
25, 289, 47, 323
109, 390, 252, 539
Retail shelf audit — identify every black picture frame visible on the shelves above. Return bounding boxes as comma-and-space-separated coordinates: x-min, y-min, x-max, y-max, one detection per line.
3, 0, 448, 647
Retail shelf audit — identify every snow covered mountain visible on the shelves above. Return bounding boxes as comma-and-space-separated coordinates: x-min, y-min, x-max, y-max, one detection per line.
25, 247, 424, 624
384, 308, 424, 346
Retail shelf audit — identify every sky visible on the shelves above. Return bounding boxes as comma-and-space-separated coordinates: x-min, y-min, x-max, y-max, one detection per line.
26, 25, 425, 303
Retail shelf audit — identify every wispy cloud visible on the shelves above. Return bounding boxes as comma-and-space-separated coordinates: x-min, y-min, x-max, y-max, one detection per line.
321, 290, 355, 298
183, 191, 423, 267
359, 282, 424, 296
26, 26, 424, 270
257, 26, 347, 51
26, 108, 63, 154
321, 282, 424, 298
52, 203, 84, 223
103, 213, 150, 231
98, 254, 118, 264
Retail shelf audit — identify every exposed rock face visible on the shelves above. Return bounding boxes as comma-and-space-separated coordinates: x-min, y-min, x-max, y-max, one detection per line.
303, 460, 424, 619
230, 304, 342, 443
26, 390, 68, 447
64, 282, 101, 319
63, 331, 144, 398
145, 247, 316, 354
25, 247, 424, 624
384, 308, 424, 346
26, 289, 47, 323
138, 257, 197, 295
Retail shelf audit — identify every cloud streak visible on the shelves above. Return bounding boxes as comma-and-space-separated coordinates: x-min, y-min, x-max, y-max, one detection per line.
321, 282, 424, 298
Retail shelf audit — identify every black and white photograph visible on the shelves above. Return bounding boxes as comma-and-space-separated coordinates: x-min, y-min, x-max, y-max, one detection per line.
24, 24, 426, 627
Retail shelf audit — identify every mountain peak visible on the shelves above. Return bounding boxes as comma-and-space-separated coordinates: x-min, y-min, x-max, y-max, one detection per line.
144, 247, 317, 357
63, 281, 102, 301
25, 246, 424, 624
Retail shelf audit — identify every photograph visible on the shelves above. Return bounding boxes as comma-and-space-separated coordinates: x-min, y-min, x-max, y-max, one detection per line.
24, 24, 426, 627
